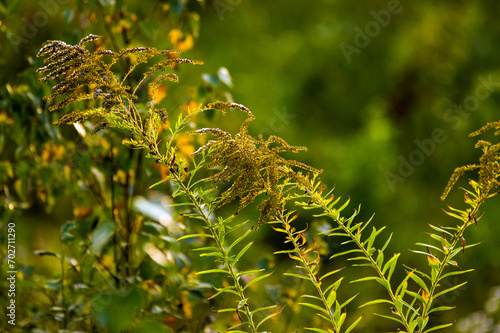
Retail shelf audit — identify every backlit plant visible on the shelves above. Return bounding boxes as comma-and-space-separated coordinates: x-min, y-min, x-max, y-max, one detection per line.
36, 34, 499, 333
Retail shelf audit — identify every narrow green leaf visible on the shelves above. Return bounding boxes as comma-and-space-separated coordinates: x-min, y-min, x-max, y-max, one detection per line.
243, 272, 273, 290
298, 302, 329, 315
373, 313, 404, 325
300, 294, 323, 301
199, 252, 222, 258
304, 328, 329, 333
329, 248, 362, 259
316, 312, 336, 326
439, 269, 474, 281
148, 177, 170, 190
192, 246, 220, 252
217, 308, 237, 313
375, 278, 392, 292
365, 226, 386, 251
237, 268, 265, 277
345, 313, 364, 333
196, 269, 230, 276
433, 281, 467, 299
359, 299, 393, 308
382, 253, 400, 277
428, 224, 454, 237
406, 290, 426, 304
235, 241, 254, 261
253, 304, 278, 314
338, 311, 347, 331
340, 294, 358, 308
284, 272, 312, 282
408, 271, 430, 294
376, 250, 385, 269
415, 242, 445, 254
423, 323, 453, 333
256, 305, 285, 330
428, 305, 455, 314
338, 198, 351, 212
326, 289, 336, 309
228, 229, 252, 252
208, 286, 239, 300
274, 249, 295, 255
320, 268, 343, 281
324, 277, 344, 294
351, 276, 378, 284
380, 233, 393, 253
395, 273, 412, 298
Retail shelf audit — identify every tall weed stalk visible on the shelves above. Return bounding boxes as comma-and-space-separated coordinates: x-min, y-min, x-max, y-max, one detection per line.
37, 35, 499, 332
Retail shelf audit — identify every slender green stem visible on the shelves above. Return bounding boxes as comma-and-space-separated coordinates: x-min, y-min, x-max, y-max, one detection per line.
278, 210, 339, 333
420, 203, 481, 322
142, 121, 257, 331
307, 189, 412, 332
171, 170, 258, 332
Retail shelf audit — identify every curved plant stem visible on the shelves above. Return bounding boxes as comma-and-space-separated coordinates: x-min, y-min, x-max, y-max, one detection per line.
277, 210, 339, 333
420, 203, 481, 322
306, 188, 412, 332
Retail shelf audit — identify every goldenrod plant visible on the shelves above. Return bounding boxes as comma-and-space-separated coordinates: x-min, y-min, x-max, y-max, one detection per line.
36, 35, 499, 332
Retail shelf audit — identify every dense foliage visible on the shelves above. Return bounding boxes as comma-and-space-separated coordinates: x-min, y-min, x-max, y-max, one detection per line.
2, 1, 500, 332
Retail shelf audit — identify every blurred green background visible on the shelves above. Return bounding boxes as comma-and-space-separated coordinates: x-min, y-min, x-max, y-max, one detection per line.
1, 0, 500, 332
